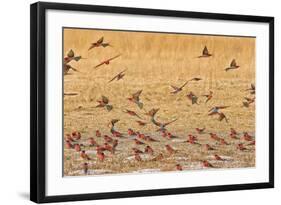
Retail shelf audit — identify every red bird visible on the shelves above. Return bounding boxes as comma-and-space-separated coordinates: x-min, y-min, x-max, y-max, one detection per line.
145, 145, 154, 155
128, 128, 136, 136
202, 160, 214, 168
65, 133, 75, 142
104, 135, 113, 143
152, 153, 164, 161
74, 144, 81, 152
204, 144, 214, 151
96, 130, 101, 137
80, 150, 91, 160
72, 131, 81, 140
132, 148, 143, 154
167, 132, 177, 139
247, 140, 256, 146
65, 140, 73, 149
103, 143, 114, 154
134, 139, 145, 145
82, 162, 88, 175
220, 138, 229, 145
196, 127, 205, 134
123, 109, 142, 119
96, 145, 106, 153
214, 154, 223, 161
94, 54, 121, 69
176, 164, 183, 171
242, 132, 253, 141
88, 137, 98, 147
165, 144, 175, 155
88, 37, 111, 50
135, 153, 142, 161
230, 128, 238, 135
237, 143, 246, 151
97, 151, 105, 162
229, 133, 239, 140
209, 133, 220, 141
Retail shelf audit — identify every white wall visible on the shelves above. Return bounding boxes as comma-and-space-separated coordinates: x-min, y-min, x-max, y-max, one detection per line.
0, 0, 279, 204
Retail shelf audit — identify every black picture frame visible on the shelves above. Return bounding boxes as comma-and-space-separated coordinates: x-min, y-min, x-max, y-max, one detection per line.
30, 1, 274, 203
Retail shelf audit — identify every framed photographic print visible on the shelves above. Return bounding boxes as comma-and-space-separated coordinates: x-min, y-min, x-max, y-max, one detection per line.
30, 1, 274, 203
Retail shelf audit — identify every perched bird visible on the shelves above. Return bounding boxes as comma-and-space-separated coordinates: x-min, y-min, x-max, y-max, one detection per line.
108, 68, 127, 83
145, 145, 154, 155
202, 91, 213, 103
103, 143, 114, 154
225, 59, 240, 71
245, 83, 255, 95
123, 109, 142, 119
229, 133, 239, 140
109, 119, 123, 138
74, 144, 81, 152
167, 132, 178, 139
65, 133, 75, 142
80, 150, 91, 160
208, 106, 229, 115
96, 130, 101, 137
198, 46, 212, 58
165, 144, 176, 155
94, 54, 121, 69
170, 81, 189, 94
88, 137, 98, 147
187, 92, 199, 104
135, 120, 147, 126
104, 135, 113, 143
88, 37, 111, 50
214, 154, 223, 161
176, 164, 183, 171
82, 162, 88, 175
97, 151, 105, 162
134, 153, 142, 161
209, 133, 220, 141
95, 96, 113, 111
72, 131, 81, 140
230, 128, 238, 135
204, 144, 214, 151
219, 138, 229, 145
196, 127, 205, 134
242, 132, 253, 141
128, 128, 136, 136
112, 139, 118, 150
127, 90, 143, 109
202, 160, 214, 168
247, 140, 255, 146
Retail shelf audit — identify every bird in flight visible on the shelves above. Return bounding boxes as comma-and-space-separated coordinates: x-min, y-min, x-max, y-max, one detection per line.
245, 83, 255, 95
127, 90, 143, 109
208, 106, 229, 115
188, 77, 202, 82
202, 91, 213, 103
198, 46, 212, 58
64, 64, 79, 75
94, 54, 121, 69
123, 109, 142, 119
95, 96, 113, 111
225, 59, 240, 71
108, 68, 127, 83
135, 120, 147, 126
187, 91, 199, 104
88, 37, 111, 50
64, 49, 84, 64
218, 112, 228, 122
170, 81, 189, 94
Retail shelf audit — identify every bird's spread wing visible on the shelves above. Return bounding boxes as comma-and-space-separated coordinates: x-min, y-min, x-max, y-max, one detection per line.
251, 83, 255, 90
180, 81, 189, 89
102, 96, 109, 104
164, 118, 178, 126
108, 54, 121, 62
67, 49, 74, 58
94, 61, 106, 69
230, 59, 237, 67
97, 37, 104, 44
170, 85, 179, 90
108, 74, 119, 83
132, 90, 142, 99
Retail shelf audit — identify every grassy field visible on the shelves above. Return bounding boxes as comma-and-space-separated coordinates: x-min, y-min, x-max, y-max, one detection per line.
63, 28, 255, 176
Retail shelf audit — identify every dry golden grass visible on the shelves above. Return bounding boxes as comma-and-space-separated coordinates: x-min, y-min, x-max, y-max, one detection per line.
63, 28, 255, 176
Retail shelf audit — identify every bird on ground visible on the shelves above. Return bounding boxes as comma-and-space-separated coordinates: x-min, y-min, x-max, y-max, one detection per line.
88, 137, 98, 147
225, 59, 240, 71
165, 144, 176, 155
135, 120, 147, 126
202, 160, 214, 168
103, 143, 114, 154
132, 148, 143, 154
128, 128, 137, 136
65, 133, 75, 142
208, 106, 229, 115
109, 119, 123, 137
82, 162, 88, 175
104, 135, 113, 143
219, 138, 229, 145
72, 131, 81, 140
123, 109, 142, 119
187, 92, 199, 104
247, 140, 255, 146
196, 127, 206, 134
94, 54, 121, 69
96, 130, 101, 137
230, 128, 238, 135
229, 133, 239, 140
65, 140, 73, 149
202, 91, 213, 103
151, 153, 164, 161
127, 90, 143, 109
95, 96, 113, 111
237, 143, 246, 151
134, 139, 145, 145
145, 145, 154, 155
198, 46, 212, 58
80, 150, 91, 160
214, 154, 223, 161
88, 37, 111, 50
204, 144, 214, 151
245, 83, 255, 94
242, 132, 253, 141
74, 144, 81, 152
108, 68, 127, 83
134, 153, 142, 161
170, 81, 189, 94
97, 151, 105, 162
176, 164, 183, 171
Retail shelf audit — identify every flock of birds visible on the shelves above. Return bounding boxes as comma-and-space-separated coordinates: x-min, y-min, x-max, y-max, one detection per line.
64, 36, 256, 175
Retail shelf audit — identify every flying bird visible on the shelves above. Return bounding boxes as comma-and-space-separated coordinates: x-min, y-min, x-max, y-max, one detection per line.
123, 109, 142, 119
127, 90, 143, 109
198, 46, 212, 58
64, 64, 79, 75
64, 49, 84, 64
188, 77, 202, 82
95, 96, 113, 111
218, 112, 228, 122
94, 54, 121, 69
88, 37, 111, 50
225, 59, 240, 71
108, 68, 127, 83
135, 120, 147, 126
208, 106, 229, 115
245, 83, 255, 94
170, 81, 189, 94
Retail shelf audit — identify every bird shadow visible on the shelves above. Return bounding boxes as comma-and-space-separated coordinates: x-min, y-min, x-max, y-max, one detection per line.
17, 192, 29, 200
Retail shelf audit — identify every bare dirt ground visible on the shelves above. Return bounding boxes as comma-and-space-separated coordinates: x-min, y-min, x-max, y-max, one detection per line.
63, 28, 255, 176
